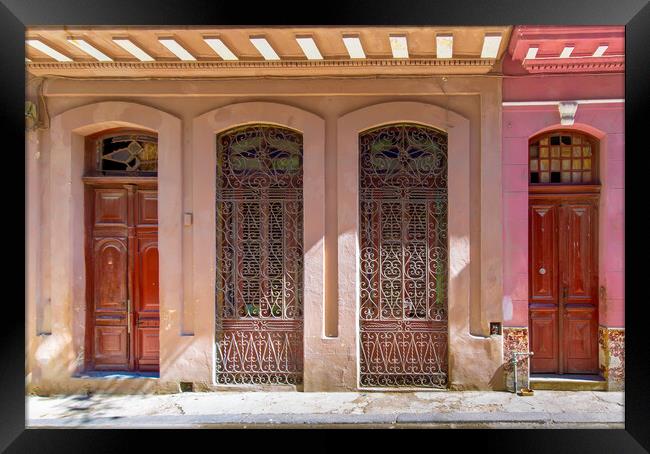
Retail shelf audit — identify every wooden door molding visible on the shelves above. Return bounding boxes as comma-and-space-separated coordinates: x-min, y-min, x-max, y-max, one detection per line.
85, 180, 159, 373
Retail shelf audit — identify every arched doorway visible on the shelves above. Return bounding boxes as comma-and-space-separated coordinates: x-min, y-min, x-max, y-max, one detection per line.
528, 130, 599, 375
83, 128, 160, 372
358, 123, 448, 388
215, 124, 304, 385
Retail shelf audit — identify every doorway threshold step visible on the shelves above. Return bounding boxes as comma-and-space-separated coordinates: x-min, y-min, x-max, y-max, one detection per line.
73, 371, 160, 380
530, 374, 606, 391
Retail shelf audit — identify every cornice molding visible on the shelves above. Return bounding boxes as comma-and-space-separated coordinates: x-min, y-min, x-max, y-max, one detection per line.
26, 58, 499, 78
521, 56, 624, 74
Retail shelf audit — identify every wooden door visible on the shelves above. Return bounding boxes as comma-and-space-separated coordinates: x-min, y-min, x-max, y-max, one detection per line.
86, 181, 159, 372
529, 193, 598, 374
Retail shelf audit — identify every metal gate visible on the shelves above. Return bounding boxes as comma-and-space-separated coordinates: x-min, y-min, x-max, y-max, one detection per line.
215, 125, 303, 385
359, 123, 448, 388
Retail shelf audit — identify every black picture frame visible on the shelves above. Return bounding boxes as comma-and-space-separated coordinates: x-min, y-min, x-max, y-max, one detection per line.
5, 0, 649, 451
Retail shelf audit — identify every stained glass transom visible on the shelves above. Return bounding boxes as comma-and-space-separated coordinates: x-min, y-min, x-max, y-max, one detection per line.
97, 133, 158, 175
529, 132, 597, 184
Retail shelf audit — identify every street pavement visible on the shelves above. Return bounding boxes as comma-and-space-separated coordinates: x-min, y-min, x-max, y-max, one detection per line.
27, 390, 624, 428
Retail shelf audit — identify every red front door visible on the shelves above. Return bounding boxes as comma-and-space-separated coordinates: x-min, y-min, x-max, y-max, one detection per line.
529, 192, 599, 374
85, 182, 160, 372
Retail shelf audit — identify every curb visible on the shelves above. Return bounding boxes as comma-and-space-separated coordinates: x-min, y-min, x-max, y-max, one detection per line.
28, 411, 625, 428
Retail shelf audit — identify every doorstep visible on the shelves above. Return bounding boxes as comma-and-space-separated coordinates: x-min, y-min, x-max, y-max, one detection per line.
72, 371, 160, 379
530, 374, 607, 391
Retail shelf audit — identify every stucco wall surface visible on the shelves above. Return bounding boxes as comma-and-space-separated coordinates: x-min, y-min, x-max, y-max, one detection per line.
27, 76, 505, 393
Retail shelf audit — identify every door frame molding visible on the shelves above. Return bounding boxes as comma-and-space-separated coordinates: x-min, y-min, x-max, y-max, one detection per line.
47, 101, 181, 380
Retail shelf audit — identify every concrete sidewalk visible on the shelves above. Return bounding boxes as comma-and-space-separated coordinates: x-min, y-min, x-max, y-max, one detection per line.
27, 390, 624, 428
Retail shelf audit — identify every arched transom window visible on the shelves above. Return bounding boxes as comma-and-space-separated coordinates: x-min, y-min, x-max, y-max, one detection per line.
92, 130, 158, 176
529, 131, 597, 185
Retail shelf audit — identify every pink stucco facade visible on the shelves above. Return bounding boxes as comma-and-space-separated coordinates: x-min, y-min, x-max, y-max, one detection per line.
502, 105, 625, 327
502, 25, 625, 390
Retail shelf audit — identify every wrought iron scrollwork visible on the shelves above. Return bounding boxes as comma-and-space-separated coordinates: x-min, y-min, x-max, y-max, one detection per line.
359, 123, 449, 388
216, 125, 303, 385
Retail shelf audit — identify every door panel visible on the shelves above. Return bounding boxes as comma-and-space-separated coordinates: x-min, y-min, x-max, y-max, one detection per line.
564, 307, 598, 373
559, 202, 598, 373
94, 325, 129, 369
87, 184, 159, 372
529, 194, 598, 375
529, 309, 558, 373
137, 190, 158, 225
529, 202, 559, 373
93, 238, 128, 313
529, 204, 557, 301
136, 326, 160, 370
94, 189, 128, 225
135, 235, 160, 370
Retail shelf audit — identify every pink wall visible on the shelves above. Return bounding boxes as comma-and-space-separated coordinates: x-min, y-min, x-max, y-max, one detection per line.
502, 103, 624, 328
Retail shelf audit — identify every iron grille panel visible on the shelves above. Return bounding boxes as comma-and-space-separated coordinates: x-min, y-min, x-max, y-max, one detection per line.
359, 123, 449, 388
216, 125, 303, 385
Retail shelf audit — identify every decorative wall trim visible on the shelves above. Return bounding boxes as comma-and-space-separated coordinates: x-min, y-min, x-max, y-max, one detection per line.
503, 99, 624, 106
26, 58, 499, 78
558, 101, 579, 125
28, 58, 496, 70
521, 57, 624, 74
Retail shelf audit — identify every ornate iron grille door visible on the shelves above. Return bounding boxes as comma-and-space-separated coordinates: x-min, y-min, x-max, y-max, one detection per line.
359, 123, 448, 388
216, 125, 303, 385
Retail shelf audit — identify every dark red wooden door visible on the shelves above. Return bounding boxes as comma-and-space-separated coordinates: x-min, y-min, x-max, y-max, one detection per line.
134, 190, 160, 371
86, 183, 159, 372
529, 194, 598, 374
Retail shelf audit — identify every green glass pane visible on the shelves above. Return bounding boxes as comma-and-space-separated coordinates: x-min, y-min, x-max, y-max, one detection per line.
562, 159, 571, 170
573, 159, 582, 170
583, 146, 591, 157
561, 171, 571, 182
540, 172, 550, 183
583, 158, 591, 170
572, 172, 581, 183
530, 160, 538, 171
540, 147, 549, 158
529, 145, 539, 158
540, 160, 549, 171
